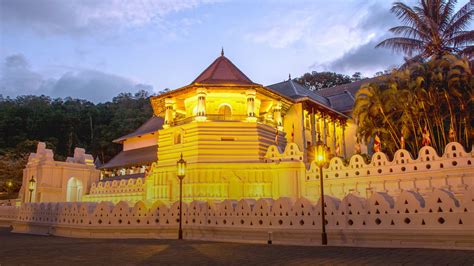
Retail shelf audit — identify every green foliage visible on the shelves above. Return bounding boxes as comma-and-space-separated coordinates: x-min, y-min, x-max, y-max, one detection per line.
0, 90, 153, 196
295, 71, 356, 91
354, 54, 473, 156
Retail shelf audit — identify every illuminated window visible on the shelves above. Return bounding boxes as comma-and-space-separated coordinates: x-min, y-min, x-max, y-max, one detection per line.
218, 104, 232, 120
174, 133, 182, 144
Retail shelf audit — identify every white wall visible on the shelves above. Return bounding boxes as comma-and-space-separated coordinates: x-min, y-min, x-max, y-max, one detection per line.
9, 186, 474, 250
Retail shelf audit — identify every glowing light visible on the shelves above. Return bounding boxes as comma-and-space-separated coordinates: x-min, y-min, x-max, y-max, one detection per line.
315, 137, 327, 167
176, 153, 186, 179
28, 176, 36, 192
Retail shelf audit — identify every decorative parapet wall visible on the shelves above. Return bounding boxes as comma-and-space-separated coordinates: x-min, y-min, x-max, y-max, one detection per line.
0, 206, 19, 227
83, 178, 145, 203
264, 143, 304, 163
301, 142, 473, 200
11, 187, 474, 249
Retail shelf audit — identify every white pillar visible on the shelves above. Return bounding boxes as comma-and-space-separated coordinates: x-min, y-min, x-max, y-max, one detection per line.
163, 98, 175, 128
246, 89, 257, 122
196, 88, 207, 122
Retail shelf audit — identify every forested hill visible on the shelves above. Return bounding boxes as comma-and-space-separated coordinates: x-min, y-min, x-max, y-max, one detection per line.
0, 90, 153, 194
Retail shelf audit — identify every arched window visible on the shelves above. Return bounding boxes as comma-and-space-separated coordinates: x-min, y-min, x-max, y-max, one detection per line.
218, 104, 232, 120
174, 132, 182, 144
67, 177, 83, 202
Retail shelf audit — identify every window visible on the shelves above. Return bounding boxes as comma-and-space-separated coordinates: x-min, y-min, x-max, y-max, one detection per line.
218, 104, 232, 120
174, 132, 183, 144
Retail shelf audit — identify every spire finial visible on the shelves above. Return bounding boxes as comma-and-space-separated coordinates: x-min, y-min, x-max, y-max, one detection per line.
221, 47, 224, 56
288, 73, 291, 80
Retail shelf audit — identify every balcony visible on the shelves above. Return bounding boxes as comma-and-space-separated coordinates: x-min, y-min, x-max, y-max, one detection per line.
171, 114, 275, 127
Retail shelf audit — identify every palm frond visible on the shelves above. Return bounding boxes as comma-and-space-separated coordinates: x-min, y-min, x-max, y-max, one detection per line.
459, 46, 474, 58
444, 1, 474, 37
389, 26, 428, 39
376, 37, 425, 56
440, 0, 457, 30
447, 30, 474, 48
391, 2, 428, 31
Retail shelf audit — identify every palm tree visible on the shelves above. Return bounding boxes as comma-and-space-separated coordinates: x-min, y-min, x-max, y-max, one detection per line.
354, 83, 402, 152
377, 0, 474, 61
354, 53, 473, 156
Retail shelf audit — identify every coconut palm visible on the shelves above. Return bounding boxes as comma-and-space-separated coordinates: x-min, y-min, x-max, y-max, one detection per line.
377, 0, 474, 61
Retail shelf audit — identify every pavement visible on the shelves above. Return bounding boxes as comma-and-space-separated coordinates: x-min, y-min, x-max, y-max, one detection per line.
0, 228, 473, 265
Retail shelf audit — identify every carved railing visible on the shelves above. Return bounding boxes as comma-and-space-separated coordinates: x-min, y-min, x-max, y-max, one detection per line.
14, 188, 474, 231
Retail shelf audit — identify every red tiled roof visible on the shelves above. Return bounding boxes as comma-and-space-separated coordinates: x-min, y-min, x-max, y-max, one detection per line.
192, 54, 257, 85
113, 116, 163, 143
99, 145, 157, 169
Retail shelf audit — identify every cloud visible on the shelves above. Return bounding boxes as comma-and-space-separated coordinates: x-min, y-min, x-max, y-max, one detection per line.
0, 54, 44, 96
245, 10, 314, 48
43, 70, 153, 102
0, 54, 153, 102
0, 0, 219, 36
309, 1, 406, 76
242, 0, 409, 77
322, 36, 404, 76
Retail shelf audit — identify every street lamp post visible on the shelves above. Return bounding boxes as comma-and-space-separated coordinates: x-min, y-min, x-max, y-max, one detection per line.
315, 136, 328, 245
28, 176, 36, 203
176, 153, 187, 240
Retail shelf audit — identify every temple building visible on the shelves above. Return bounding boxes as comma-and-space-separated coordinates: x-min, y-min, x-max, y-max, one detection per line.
21, 51, 365, 204
98, 116, 163, 180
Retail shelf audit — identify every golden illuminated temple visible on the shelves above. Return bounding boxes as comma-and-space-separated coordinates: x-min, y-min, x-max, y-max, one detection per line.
20, 51, 363, 204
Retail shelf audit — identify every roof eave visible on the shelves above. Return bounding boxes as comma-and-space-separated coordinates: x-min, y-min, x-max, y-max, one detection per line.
295, 96, 351, 120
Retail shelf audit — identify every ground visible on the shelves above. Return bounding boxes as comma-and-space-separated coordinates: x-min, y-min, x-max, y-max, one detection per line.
0, 228, 473, 265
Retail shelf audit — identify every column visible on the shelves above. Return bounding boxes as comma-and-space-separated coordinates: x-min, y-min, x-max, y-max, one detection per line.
323, 115, 327, 145
274, 101, 283, 131
246, 89, 257, 122
301, 104, 307, 151
342, 122, 347, 158
163, 97, 175, 128
310, 108, 316, 145
333, 119, 337, 155
196, 88, 207, 122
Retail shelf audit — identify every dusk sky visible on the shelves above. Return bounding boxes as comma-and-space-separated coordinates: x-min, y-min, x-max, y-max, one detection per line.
0, 0, 435, 102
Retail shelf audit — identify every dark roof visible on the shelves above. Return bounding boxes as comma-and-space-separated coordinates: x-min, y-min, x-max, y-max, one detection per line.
267, 79, 330, 106
101, 173, 145, 181
192, 54, 258, 85
315, 77, 382, 114
113, 116, 163, 143
324, 92, 355, 114
99, 145, 157, 169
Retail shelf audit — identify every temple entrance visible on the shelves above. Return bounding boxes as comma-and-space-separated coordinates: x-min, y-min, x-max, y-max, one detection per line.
66, 177, 83, 202
218, 104, 232, 120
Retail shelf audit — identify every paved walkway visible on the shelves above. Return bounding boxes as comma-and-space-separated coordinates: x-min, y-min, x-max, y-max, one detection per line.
0, 228, 473, 265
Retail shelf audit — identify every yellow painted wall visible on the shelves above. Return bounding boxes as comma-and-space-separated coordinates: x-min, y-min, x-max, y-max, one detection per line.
283, 103, 305, 156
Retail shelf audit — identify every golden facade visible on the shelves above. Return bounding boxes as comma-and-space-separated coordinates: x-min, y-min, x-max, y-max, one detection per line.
142, 52, 352, 203
21, 52, 360, 204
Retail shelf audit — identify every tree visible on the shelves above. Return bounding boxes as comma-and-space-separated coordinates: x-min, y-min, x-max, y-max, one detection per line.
351, 72, 363, 81
295, 71, 352, 91
377, 0, 474, 61
354, 83, 402, 154
353, 54, 473, 157
0, 92, 153, 198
